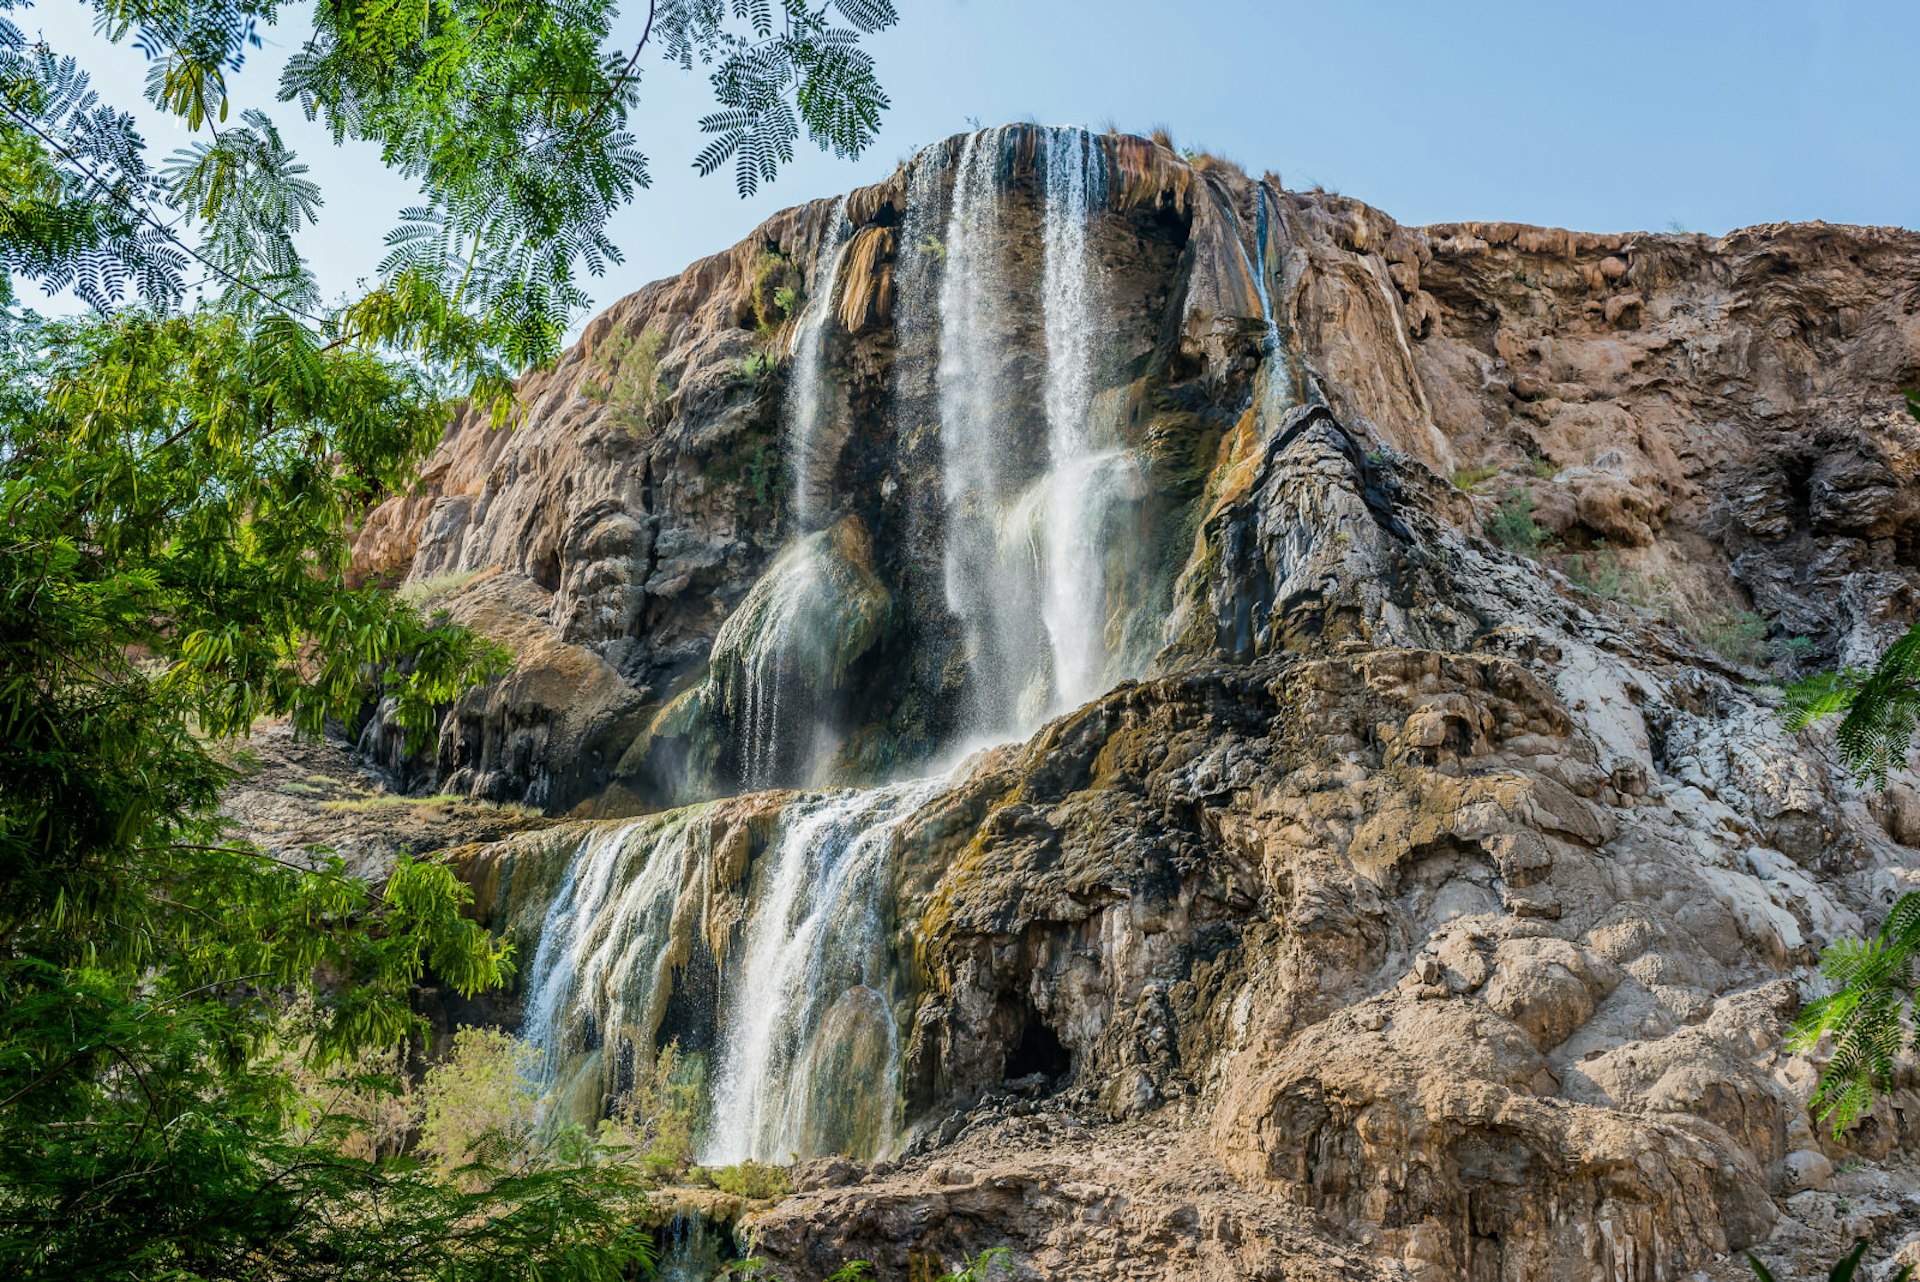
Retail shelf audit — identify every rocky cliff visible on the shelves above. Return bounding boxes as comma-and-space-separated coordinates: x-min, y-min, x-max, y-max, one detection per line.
347, 127, 1920, 1280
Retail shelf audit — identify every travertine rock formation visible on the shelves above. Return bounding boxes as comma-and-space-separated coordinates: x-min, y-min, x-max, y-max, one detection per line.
345, 128, 1920, 1280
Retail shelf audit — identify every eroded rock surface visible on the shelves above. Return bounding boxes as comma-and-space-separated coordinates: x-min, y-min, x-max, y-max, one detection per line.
337, 129, 1920, 1280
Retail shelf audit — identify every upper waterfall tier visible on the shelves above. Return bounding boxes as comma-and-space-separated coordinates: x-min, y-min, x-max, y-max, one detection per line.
350, 126, 1920, 822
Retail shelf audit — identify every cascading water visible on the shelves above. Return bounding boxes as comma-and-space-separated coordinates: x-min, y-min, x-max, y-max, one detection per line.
702, 779, 943, 1163
703, 518, 890, 792
507, 780, 942, 1162
519, 813, 710, 1117
1035, 126, 1130, 712
784, 196, 851, 529
1250, 182, 1296, 428
935, 126, 1050, 735
934, 125, 1142, 738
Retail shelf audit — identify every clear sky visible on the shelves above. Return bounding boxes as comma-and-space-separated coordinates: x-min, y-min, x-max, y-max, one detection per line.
22, 0, 1920, 327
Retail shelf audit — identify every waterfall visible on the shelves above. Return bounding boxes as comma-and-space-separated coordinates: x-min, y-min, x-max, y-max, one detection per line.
933, 125, 1135, 739
653, 1213, 730, 1282
702, 779, 942, 1163
785, 196, 852, 529
708, 519, 890, 792
936, 126, 1049, 736
1036, 126, 1119, 711
510, 780, 939, 1162
1251, 183, 1295, 427
519, 813, 710, 1110
723, 543, 822, 792
513, 126, 1174, 1169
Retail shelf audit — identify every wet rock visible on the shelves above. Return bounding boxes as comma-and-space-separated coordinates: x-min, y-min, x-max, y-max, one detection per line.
337, 128, 1920, 1280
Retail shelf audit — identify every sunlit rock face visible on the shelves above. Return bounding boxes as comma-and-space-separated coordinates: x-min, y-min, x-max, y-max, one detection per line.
357, 127, 1920, 1280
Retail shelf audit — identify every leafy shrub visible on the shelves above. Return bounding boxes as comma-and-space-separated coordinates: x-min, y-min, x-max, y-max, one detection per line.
1562, 549, 1773, 667
931, 1250, 1012, 1282
750, 248, 797, 332
598, 1040, 708, 1176
1688, 605, 1768, 667
1529, 454, 1559, 478
586, 326, 669, 433
705, 1159, 792, 1200
279, 1000, 416, 1161
1562, 548, 1627, 601
1487, 486, 1551, 555
416, 1027, 544, 1187
399, 567, 486, 608
1769, 633, 1817, 666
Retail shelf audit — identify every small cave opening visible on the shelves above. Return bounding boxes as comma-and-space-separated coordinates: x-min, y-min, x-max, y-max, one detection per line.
1003, 1013, 1071, 1084
1780, 453, 1815, 530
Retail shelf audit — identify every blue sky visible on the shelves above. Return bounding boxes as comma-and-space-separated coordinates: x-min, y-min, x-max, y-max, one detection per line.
23, 0, 1920, 325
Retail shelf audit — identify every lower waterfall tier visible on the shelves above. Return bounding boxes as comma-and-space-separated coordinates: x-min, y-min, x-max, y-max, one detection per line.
477, 778, 945, 1164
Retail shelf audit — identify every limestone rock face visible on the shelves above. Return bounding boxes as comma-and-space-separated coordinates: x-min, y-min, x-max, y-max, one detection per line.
346, 130, 1920, 1279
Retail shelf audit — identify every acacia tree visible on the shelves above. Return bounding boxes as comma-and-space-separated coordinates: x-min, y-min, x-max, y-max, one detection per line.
0, 1, 898, 1277
1783, 391, 1920, 1134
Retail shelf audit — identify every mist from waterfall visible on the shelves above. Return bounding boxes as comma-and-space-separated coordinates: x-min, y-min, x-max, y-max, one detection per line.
785, 196, 851, 530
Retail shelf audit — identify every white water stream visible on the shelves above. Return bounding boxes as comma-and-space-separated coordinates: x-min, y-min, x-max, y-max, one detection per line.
701, 779, 944, 1163
785, 195, 852, 529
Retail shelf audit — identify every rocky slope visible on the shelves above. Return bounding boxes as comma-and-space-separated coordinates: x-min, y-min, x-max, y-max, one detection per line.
341, 128, 1920, 1280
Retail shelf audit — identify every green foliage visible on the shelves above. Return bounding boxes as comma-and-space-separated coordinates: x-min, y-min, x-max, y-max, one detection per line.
2, 0, 898, 371
736, 349, 775, 383
687, 0, 898, 198
1450, 462, 1499, 490
1689, 605, 1768, 668
399, 566, 488, 607
586, 324, 669, 432
749, 246, 797, 335
1749, 1236, 1912, 1282
704, 1158, 793, 1200
1561, 548, 1774, 668
1784, 622, 1920, 790
1529, 453, 1559, 478
939, 1249, 1013, 1282
1773, 633, 1817, 665
597, 1039, 709, 1176
1487, 486, 1550, 556
1563, 547, 1627, 601
1787, 892, 1920, 1135
417, 1027, 545, 1185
